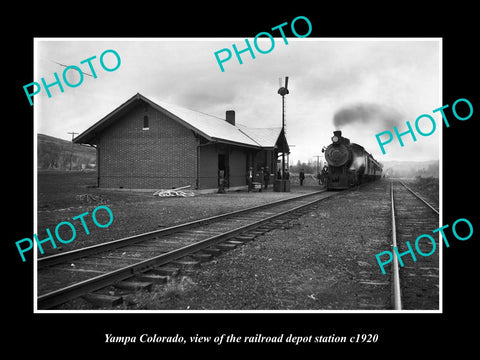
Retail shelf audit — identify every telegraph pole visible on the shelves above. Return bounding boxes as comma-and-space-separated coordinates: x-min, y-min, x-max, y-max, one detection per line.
313, 155, 321, 175
68, 131, 78, 170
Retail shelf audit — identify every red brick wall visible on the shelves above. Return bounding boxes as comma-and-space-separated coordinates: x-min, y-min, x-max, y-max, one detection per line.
198, 145, 218, 189
98, 102, 197, 189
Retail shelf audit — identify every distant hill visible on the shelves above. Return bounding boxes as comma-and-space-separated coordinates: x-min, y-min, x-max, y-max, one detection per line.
381, 160, 439, 178
38, 134, 96, 170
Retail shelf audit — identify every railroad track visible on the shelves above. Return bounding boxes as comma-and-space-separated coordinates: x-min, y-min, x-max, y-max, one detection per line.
390, 180, 440, 310
37, 189, 341, 309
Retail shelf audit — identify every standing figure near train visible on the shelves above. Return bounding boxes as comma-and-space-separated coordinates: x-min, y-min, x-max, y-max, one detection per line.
322, 165, 328, 176
321, 165, 328, 186
299, 168, 305, 186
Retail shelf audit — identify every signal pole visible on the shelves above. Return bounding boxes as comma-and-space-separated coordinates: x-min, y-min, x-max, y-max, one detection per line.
278, 76, 289, 182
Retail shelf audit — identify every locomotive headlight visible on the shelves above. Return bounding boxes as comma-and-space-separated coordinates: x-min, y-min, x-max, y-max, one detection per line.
332, 135, 339, 143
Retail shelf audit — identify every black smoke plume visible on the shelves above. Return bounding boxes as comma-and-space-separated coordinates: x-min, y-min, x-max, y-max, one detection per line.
333, 103, 403, 129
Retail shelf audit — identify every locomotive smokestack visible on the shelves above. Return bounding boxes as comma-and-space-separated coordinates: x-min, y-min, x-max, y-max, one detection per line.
333, 130, 342, 137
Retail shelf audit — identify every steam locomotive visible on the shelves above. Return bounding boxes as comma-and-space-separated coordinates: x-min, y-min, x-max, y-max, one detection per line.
322, 130, 382, 190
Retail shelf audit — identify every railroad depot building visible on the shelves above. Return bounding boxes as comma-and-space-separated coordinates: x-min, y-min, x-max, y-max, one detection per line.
74, 93, 290, 191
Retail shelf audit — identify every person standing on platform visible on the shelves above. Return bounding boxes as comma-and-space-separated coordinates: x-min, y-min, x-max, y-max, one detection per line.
259, 167, 265, 191
218, 170, 226, 194
299, 168, 305, 186
247, 166, 253, 192
264, 166, 270, 189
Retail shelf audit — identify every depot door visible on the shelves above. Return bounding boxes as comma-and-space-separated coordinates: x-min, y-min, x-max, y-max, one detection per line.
218, 153, 229, 188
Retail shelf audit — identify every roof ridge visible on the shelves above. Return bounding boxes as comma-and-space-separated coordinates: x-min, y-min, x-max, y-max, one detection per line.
141, 93, 228, 123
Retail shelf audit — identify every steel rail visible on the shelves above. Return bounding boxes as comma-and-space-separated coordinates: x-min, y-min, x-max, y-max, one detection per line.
399, 181, 439, 215
390, 182, 403, 310
38, 191, 334, 309
38, 190, 326, 268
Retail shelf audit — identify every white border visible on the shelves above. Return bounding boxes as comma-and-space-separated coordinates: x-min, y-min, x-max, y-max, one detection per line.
33, 37, 443, 314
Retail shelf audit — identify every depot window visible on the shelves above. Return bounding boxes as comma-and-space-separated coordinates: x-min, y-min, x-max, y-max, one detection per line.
143, 115, 149, 130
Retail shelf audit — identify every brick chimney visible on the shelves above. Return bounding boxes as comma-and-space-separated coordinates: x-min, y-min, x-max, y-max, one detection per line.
226, 110, 235, 126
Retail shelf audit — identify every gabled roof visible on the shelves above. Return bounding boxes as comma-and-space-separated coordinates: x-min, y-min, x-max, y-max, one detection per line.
74, 93, 287, 150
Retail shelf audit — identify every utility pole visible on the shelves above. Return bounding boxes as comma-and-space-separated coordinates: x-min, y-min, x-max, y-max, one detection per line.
68, 131, 78, 170
313, 155, 321, 175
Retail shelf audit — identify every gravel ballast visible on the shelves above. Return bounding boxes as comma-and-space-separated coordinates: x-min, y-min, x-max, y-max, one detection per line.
122, 180, 394, 311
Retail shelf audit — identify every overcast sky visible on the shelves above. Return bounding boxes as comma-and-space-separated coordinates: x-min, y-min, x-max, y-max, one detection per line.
35, 38, 441, 164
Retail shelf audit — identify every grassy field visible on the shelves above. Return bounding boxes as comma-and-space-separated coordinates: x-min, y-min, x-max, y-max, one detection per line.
401, 176, 439, 210
38, 170, 151, 210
